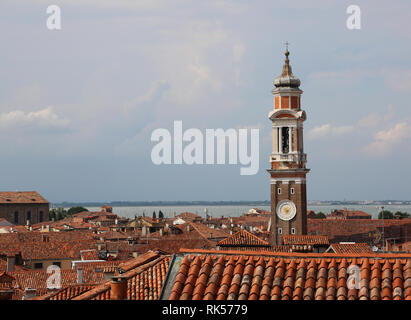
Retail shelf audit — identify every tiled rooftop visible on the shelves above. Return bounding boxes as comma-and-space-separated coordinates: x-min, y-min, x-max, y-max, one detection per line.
70, 251, 171, 300
282, 235, 330, 245
217, 229, 270, 247
308, 218, 411, 243
168, 249, 411, 300
0, 191, 49, 204
328, 243, 375, 254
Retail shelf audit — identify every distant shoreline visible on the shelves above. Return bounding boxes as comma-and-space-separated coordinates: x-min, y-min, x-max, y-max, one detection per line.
52, 200, 411, 207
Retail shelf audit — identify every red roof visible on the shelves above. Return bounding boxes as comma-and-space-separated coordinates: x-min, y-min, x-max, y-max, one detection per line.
217, 229, 270, 247
70, 251, 171, 300
282, 235, 330, 245
177, 212, 202, 219
329, 243, 374, 254
0, 191, 49, 204
168, 249, 411, 300
308, 218, 411, 243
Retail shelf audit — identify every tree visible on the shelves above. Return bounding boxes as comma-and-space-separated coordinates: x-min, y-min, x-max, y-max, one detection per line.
159, 210, 164, 219
49, 207, 70, 221
316, 212, 326, 219
378, 210, 394, 219
49, 210, 56, 221
394, 211, 410, 219
67, 206, 88, 216
152, 211, 157, 220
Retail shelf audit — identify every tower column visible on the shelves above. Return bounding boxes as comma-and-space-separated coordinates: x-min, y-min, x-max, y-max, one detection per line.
268, 48, 310, 246
279, 127, 283, 154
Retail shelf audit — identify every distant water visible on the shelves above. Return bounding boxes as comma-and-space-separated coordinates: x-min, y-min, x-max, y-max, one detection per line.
73, 204, 411, 220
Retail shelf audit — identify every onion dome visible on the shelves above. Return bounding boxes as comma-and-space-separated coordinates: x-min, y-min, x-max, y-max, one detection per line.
274, 49, 301, 88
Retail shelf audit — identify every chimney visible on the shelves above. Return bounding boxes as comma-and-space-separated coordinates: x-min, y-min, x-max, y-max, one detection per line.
77, 268, 83, 284
115, 218, 118, 225
110, 276, 127, 300
23, 288, 37, 300
159, 228, 163, 236
186, 224, 191, 232
6, 255, 15, 272
385, 240, 391, 252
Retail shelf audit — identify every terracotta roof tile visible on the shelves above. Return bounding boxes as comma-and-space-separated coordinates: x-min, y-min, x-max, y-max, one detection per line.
217, 229, 270, 247
282, 235, 329, 245
167, 249, 411, 300
0, 191, 49, 204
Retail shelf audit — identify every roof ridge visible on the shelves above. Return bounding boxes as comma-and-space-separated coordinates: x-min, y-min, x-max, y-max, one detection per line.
179, 248, 411, 259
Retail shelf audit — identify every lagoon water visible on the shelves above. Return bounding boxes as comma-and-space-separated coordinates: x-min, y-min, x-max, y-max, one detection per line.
74, 204, 411, 220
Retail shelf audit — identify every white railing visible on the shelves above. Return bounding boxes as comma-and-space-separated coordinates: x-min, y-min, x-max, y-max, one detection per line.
271, 153, 307, 163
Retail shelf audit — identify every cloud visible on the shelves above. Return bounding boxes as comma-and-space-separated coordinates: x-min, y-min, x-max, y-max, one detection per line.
363, 122, 411, 156
0, 107, 70, 133
123, 80, 170, 113
233, 43, 246, 62
142, 24, 227, 106
356, 113, 382, 128
307, 124, 354, 140
382, 69, 411, 93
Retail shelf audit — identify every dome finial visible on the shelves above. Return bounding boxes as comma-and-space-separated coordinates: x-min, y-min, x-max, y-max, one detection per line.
273, 43, 301, 88
282, 42, 293, 77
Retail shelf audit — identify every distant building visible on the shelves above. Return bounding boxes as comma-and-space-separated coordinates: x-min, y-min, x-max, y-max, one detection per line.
327, 208, 371, 220
0, 192, 49, 225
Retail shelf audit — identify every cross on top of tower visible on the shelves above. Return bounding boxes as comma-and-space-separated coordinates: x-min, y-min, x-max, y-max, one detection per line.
284, 41, 289, 51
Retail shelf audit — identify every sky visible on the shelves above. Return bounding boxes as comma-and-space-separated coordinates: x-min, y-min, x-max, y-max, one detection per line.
0, 0, 410, 202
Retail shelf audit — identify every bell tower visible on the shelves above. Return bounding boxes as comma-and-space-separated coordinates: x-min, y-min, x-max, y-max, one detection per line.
268, 48, 310, 246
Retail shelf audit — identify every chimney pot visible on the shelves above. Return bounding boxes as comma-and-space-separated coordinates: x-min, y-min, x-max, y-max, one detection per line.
110, 276, 127, 300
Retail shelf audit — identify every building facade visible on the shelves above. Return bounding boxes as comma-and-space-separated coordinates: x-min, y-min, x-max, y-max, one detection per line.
268, 49, 310, 245
0, 191, 49, 225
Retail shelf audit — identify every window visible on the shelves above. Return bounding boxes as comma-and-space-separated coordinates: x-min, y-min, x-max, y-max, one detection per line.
277, 188, 281, 195
278, 228, 282, 234
290, 188, 295, 195
291, 228, 296, 234
34, 263, 43, 269
39, 211, 43, 222
26, 211, 31, 223
52, 262, 61, 267
281, 127, 289, 153
14, 211, 19, 224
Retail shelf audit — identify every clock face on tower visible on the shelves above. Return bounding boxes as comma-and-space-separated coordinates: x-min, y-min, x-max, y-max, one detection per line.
276, 200, 297, 221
